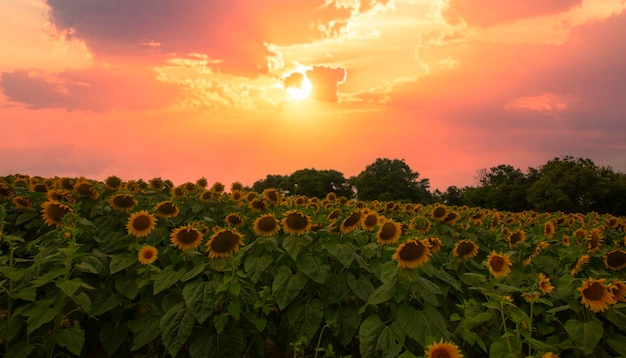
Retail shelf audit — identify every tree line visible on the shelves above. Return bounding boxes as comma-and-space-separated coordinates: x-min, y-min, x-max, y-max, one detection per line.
251, 156, 626, 215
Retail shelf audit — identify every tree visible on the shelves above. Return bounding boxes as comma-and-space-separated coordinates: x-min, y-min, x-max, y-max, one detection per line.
351, 158, 432, 202
252, 174, 290, 194
472, 164, 533, 212
283, 168, 354, 199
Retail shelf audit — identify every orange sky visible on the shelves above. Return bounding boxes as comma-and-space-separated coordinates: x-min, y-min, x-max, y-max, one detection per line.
2, 0, 626, 191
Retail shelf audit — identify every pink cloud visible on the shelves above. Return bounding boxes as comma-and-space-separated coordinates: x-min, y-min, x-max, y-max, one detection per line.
444, 0, 582, 26
306, 65, 346, 102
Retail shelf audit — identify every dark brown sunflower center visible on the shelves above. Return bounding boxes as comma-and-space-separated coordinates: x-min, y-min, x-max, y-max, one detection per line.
157, 202, 177, 214
49, 203, 70, 221
363, 215, 378, 227
257, 217, 278, 232
113, 195, 135, 208
106, 177, 122, 188
132, 215, 153, 231
343, 212, 362, 227
201, 192, 213, 200
607, 250, 626, 268
456, 242, 476, 256
211, 231, 240, 252
33, 184, 48, 192
265, 191, 279, 202
583, 282, 605, 300
430, 348, 450, 358
227, 215, 243, 225
432, 207, 446, 218
490, 256, 505, 271
285, 213, 308, 230
399, 241, 426, 261
176, 229, 200, 244
142, 250, 155, 260
76, 183, 95, 196
509, 232, 523, 245
328, 210, 341, 220
379, 223, 398, 241
251, 199, 267, 210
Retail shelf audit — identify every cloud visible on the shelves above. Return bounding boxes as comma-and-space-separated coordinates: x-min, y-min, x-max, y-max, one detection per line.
443, 0, 582, 27
0, 67, 180, 112
306, 65, 346, 102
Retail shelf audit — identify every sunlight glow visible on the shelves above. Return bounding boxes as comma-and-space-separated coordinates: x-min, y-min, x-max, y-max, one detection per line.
286, 72, 312, 101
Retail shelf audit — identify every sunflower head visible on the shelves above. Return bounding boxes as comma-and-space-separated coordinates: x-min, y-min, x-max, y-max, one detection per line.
376, 219, 402, 246
586, 228, 603, 253
487, 251, 512, 279
109, 194, 137, 213
393, 238, 431, 269
442, 212, 461, 225
411, 216, 432, 234
262, 188, 281, 204
57, 177, 76, 191
206, 228, 244, 259
508, 230, 526, 248
253, 214, 281, 237
148, 177, 165, 191
543, 221, 556, 239
154, 201, 180, 219
230, 182, 244, 192
538, 273, 554, 294
431, 205, 448, 220
453, 240, 479, 259
74, 180, 99, 200
426, 237, 443, 254
210, 182, 225, 194
126, 210, 157, 237
605, 249, 626, 271
249, 198, 268, 212
41, 200, 73, 228
361, 212, 379, 231
12, 196, 32, 209
609, 280, 626, 302
224, 213, 245, 227
230, 190, 243, 202
424, 339, 464, 358
327, 209, 342, 221
170, 225, 204, 250
340, 210, 363, 234
281, 210, 312, 236
47, 189, 77, 204
578, 278, 617, 313
138, 245, 158, 265
104, 176, 123, 191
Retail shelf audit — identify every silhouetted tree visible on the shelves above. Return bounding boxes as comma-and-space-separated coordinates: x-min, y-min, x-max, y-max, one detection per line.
351, 158, 432, 202
283, 168, 354, 199
252, 174, 290, 193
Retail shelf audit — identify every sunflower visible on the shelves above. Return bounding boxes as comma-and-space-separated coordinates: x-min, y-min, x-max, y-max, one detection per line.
138, 245, 158, 265
199, 190, 214, 202
562, 235, 571, 247
230, 190, 243, 202
426, 237, 443, 254
543, 221, 556, 239
148, 177, 165, 190
361, 212, 379, 231
327, 209, 342, 221
56, 177, 75, 190
538, 273, 554, 294
74, 180, 99, 200
453, 240, 479, 259
609, 280, 626, 302
424, 339, 464, 358
195, 177, 208, 189
442, 212, 461, 225
605, 249, 626, 271
570, 255, 590, 276
586, 228, 603, 253
41, 200, 73, 227
262, 188, 281, 204
46, 189, 76, 204
341, 211, 363, 234
541, 353, 559, 358
249, 198, 268, 212
431, 205, 447, 221
206, 228, 244, 259
104, 176, 123, 191
253, 214, 281, 237
281, 210, 312, 236
393, 238, 431, 269
154, 201, 180, 219
522, 292, 540, 303
170, 225, 203, 250
508, 230, 526, 248
231, 182, 244, 192
126, 210, 157, 237
293, 196, 307, 206
487, 251, 512, 279
411, 216, 432, 234
210, 182, 225, 194
578, 278, 616, 313
376, 219, 402, 246
224, 213, 245, 227
325, 192, 337, 201
172, 186, 185, 198
12, 196, 32, 209
30, 182, 49, 193
109, 194, 137, 213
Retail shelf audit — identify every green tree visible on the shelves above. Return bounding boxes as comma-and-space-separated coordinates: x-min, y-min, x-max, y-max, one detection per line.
282, 168, 354, 199
472, 164, 533, 212
351, 158, 432, 202
252, 174, 290, 193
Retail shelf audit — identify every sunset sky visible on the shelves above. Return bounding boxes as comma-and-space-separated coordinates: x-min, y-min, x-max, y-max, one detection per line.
2, 0, 626, 191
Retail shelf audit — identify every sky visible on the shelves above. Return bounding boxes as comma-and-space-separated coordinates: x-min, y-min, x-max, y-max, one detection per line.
1, 0, 626, 191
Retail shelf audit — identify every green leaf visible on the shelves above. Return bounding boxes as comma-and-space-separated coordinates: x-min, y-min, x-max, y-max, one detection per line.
607, 335, 626, 356
89, 290, 122, 316
188, 325, 245, 358
115, 275, 141, 299
358, 314, 405, 358
244, 255, 274, 283
227, 301, 241, 320
489, 338, 519, 358
367, 284, 394, 305
0, 314, 24, 341
56, 277, 82, 297
213, 313, 229, 334
565, 319, 603, 355
379, 261, 399, 285
395, 305, 450, 346
53, 325, 85, 356
181, 263, 206, 282
153, 266, 187, 295
160, 302, 196, 357
183, 279, 215, 324
287, 298, 324, 342
347, 273, 375, 302
109, 254, 136, 274
416, 276, 442, 295
296, 253, 330, 284
325, 303, 361, 347
320, 272, 350, 305
12, 285, 36, 302
282, 234, 312, 260
31, 267, 65, 287
22, 299, 60, 334
272, 266, 308, 310
71, 292, 92, 314
325, 241, 355, 268
99, 322, 128, 357
130, 316, 160, 351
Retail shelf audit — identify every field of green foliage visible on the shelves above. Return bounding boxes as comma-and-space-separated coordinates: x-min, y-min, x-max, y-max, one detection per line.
1, 174, 625, 357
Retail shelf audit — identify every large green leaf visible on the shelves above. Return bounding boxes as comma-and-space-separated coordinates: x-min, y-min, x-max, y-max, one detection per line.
183, 279, 215, 324
244, 255, 274, 283
287, 298, 324, 342
282, 234, 312, 261
129, 316, 160, 351
367, 284, 394, 306
53, 325, 85, 356
21, 299, 60, 334
272, 266, 308, 310
347, 273, 375, 302
325, 303, 361, 347
565, 319, 604, 355
109, 254, 136, 274
99, 322, 128, 357
358, 314, 405, 358
296, 253, 330, 284
161, 302, 196, 357
395, 304, 450, 346
320, 272, 350, 305
188, 325, 245, 358
324, 241, 355, 268
153, 266, 187, 295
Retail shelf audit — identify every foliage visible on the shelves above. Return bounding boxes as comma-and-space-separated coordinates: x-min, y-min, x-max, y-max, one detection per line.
1, 173, 626, 357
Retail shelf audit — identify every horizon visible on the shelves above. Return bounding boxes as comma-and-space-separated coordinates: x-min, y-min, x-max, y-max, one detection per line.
2, 1, 626, 192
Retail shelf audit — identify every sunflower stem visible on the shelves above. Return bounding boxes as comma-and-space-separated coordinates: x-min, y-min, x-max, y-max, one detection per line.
500, 300, 513, 353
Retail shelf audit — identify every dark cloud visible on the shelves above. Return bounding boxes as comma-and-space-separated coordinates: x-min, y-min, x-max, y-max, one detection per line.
306, 65, 346, 102
443, 0, 582, 27
0, 67, 180, 112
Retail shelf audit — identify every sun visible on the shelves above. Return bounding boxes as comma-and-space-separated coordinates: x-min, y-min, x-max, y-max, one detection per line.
284, 71, 312, 101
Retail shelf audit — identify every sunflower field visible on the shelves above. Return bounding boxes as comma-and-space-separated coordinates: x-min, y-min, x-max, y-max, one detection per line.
1, 174, 626, 358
